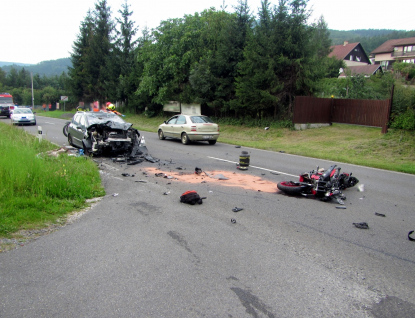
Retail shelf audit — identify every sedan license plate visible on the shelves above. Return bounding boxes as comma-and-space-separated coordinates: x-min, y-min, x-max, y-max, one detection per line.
203, 135, 213, 139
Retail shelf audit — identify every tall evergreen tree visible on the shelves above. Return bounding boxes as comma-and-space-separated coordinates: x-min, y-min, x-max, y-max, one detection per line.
68, 10, 95, 102
308, 16, 344, 81
236, 0, 319, 118
115, 0, 138, 108
236, 0, 284, 118
88, 0, 115, 104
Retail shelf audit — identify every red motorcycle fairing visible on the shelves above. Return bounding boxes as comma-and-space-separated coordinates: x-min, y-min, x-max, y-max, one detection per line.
277, 164, 359, 204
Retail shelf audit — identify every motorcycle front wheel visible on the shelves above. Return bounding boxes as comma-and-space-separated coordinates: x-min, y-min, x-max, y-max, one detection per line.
277, 181, 309, 195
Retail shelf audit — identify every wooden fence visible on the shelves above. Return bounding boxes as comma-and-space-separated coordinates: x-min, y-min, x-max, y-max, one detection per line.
293, 96, 392, 133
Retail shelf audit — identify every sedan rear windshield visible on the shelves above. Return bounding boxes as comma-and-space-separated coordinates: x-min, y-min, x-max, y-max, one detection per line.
190, 116, 214, 124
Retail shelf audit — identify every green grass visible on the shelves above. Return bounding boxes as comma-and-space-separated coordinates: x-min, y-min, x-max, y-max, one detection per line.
38, 111, 415, 174
0, 123, 105, 242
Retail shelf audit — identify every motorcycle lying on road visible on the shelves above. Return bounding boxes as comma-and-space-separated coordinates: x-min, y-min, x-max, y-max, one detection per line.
277, 164, 359, 204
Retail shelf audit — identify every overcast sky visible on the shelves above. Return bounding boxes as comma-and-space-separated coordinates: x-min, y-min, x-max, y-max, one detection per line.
2, 0, 414, 65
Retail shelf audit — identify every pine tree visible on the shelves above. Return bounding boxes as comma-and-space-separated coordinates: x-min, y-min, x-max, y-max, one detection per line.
68, 10, 95, 102
115, 0, 138, 108
90, 0, 115, 104
236, 0, 283, 118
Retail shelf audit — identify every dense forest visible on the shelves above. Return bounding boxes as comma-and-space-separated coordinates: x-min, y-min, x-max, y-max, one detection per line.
0, 0, 414, 129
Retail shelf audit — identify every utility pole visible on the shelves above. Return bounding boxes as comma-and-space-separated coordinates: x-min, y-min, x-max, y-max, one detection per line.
31, 72, 34, 109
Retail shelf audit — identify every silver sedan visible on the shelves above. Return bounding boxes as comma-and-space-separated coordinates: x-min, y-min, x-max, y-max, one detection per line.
158, 114, 219, 145
10, 108, 36, 125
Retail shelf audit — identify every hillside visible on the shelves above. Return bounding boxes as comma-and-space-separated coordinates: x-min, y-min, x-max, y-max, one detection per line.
0, 58, 71, 77
0, 62, 32, 67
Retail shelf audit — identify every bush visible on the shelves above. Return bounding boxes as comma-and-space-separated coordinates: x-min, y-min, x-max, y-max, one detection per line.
390, 108, 415, 130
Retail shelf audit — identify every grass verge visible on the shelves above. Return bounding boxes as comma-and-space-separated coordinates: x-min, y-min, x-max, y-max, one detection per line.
39, 111, 415, 174
0, 123, 105, 246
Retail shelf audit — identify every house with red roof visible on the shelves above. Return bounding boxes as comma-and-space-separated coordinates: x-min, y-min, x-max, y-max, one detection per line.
370, 37, 415, 71
329, 41, 371, 66
329, 41, 382, 77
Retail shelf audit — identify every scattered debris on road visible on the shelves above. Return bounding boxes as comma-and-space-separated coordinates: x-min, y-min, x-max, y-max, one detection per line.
375, 212, 386, 217
232, 207, 243, 212
353, 222, 369, 229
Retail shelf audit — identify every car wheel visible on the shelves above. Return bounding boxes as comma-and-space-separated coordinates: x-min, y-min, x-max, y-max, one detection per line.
158, 129, 165, 140
68, 134, 74, 146
83, 144, 92, 157
181, 133, 190, 145
62, 122, 69, 136
208, 140, 217, 145
33, 121, 37, 126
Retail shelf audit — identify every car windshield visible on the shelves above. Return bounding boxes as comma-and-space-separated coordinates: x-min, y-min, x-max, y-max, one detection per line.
14, 109, 32, 114
0, 97, 13, 104
86, 111, 126, 125
190, 116, 214, 124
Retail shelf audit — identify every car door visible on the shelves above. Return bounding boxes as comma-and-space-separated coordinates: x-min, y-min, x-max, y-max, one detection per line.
71, 114, 87, 147
163, 116, 178, 138
173, 115, 187, 138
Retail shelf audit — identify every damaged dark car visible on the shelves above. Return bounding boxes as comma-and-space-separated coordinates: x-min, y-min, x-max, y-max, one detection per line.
67, 111, 141, 156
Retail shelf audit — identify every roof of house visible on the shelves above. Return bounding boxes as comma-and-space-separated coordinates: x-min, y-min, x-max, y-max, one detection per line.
328, 42, 361, 60
371, 37, 415, 54
339, 64, 382, 77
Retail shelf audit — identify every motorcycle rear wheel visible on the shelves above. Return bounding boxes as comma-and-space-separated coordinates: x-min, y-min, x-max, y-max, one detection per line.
277, 181, 309, 195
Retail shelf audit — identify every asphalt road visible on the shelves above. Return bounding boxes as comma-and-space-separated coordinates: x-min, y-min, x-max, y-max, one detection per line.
1, 115, 415, 317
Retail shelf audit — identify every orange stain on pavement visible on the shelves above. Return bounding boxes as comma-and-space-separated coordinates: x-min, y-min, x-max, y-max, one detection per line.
144, 167, 278, 193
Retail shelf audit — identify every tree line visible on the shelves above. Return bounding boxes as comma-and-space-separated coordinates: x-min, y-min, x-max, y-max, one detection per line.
0, 66, 69, 106
1, 0, 414, 128
68, 0, 345, 119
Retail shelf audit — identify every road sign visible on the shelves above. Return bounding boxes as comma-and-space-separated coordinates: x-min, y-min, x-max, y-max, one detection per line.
61, 96, 68, 101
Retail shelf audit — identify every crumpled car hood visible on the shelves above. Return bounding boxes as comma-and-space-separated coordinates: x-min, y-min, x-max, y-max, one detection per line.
87, 120, 133, 131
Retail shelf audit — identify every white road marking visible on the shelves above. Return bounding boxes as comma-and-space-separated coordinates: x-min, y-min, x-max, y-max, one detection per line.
44, 122, 55, 125
208, 156, 297, 178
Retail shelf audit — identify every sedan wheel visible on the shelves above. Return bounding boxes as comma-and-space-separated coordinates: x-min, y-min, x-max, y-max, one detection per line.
62, 122, 69, 137
83, 144, 92, 157
181, 133, 190, 145
158, 129, 165, 140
